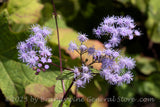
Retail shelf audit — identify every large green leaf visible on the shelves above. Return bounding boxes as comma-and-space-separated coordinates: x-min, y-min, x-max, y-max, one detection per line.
0, 56, 59, 105
7, 0, 43, 24
0, 10, 60, 106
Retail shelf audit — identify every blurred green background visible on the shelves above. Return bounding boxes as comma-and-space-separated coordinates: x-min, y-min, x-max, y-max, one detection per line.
0, 0, 160, 107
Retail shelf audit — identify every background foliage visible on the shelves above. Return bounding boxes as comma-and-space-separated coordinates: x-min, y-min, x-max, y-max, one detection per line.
0, 0, 160, 107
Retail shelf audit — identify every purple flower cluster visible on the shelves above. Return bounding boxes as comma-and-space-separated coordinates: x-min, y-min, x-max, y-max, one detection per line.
17, 25, 52, 75
92, 16, 138, 85
73, 66, 92, 88
68, 33, 88, 52
68, 33, 93, 87
93, 16, 141, 48
68, 16, 140, 87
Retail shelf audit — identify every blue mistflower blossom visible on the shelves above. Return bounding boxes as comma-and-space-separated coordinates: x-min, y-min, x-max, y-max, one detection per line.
112, 63, 121, 73
104, 49, 113, 56
93, 27, 101, 38
40, 47, 52, 57
109, 36, 121, 47
88, 47, 95, 55
79, 45, 87, 52
104, 43, 112, 49
81, 72, 92, 83
122, 71, 133, 84
68, 15, 140, 87
42, 27, 52, 37
119, 57, 135, 70
73, 65, 92, 88
76, 79, 84, 88
68, 41, 78, 52
82, 65, 89, 72
73, 67, 80, 78
101, 58, 114, 69
44, 65, 49, 69
96, 50, 102, 57
38, 63, 42, 68
18, 52, 28, 62
41, 57, 47, 63
17, 42, 28, 51
37, 69, 41, 73
17, 25, 52, 74
47, 59, 52, 63
93, 16, 141, 47
31, 25, 41, 33
134, 30, 141, 36
103, 16, 116, 25
78, 33, 88, 42
112, 51, 119, 58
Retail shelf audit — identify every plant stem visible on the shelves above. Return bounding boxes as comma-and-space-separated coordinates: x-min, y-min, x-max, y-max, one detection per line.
75, 85, 78, 97
60, 79, 75, 107
79, 42, 82, 63
50, 62, 73, 71
88, 60, 96, 66
80, 43, 85, 65
52, 0, 65, 95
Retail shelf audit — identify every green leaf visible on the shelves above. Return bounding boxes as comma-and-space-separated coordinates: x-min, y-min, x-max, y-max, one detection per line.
0, 10, 28, 61
135, 56, 160, 75
0, 10, 60, 106
56, 70, 74, 80
49, 28, 78, 48
0, 55, 60, 106
132, 0, 148, 13
93, 75, 109, 95
132, 74, 160, 99
142, 81, 160, 99
147, 22, 160, 43
55, 80, 72, 94
149, 0, 160, 21
91, 96, 108, 107
7, 0, 43, 24
52, 98, 71, 107
25, 84, 55, 100
52, 100, 61, 107
44, 17, 68, 29
145, 0, 160, 43
90, 68, 99, 74
117, 0, 130, 4
146, 73, 160, 99
116, 84, 135, 98
118, 0, 149, 13
44, 15, 78, 48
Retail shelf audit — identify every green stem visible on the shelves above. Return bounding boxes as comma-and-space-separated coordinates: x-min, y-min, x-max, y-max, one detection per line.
60, 79, 75, 107
52, 0, 65, 95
